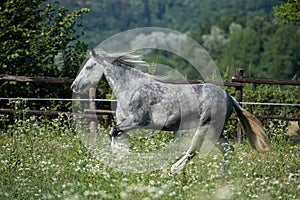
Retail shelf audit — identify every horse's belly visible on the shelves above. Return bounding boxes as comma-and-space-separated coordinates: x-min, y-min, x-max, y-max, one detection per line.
177, 113, 201, 130
151, 107, 200, 131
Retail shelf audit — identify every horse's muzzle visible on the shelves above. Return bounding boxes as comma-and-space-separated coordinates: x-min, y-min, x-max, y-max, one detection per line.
70, 82, 80, 93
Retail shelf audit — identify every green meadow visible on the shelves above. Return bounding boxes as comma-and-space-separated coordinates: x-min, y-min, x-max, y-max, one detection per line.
0, 112, 299, 200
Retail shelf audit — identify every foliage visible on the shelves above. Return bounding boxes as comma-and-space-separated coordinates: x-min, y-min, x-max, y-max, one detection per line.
273, 0, 300, 25
221, 28, 260, 76
260, 25, 300, 78
202, 16, 300, 79
0, 0, 90, 110
0, 0, 90, 76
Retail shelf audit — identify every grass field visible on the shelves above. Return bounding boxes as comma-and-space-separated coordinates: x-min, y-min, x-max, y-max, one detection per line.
0, 114, 299, 200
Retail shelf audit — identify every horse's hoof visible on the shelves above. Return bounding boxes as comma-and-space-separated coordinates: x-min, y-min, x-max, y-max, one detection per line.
170, 164, 183, 175
109, 126, 124, 138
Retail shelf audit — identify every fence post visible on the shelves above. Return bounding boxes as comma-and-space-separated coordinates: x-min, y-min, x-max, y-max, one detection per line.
235, 68, 244, 143
89, 87, 97, 134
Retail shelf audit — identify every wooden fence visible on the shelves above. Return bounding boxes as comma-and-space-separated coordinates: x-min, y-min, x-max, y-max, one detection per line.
1, 69, 299, 142
231, 68, 300, 142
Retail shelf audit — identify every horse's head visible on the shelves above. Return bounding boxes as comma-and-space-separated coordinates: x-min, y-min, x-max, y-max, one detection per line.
71, 49, 105, 93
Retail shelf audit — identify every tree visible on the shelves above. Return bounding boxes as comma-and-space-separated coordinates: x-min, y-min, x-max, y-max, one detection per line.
273, 0, 300, 25
0, 0, 90, 76
260, 26, 300, 79
0, 0, 90, 109
221, 28, 261, 76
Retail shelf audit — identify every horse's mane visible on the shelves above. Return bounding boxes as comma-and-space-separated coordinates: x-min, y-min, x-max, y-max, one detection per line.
97, 50, 149, 68
96, 50, 203, 85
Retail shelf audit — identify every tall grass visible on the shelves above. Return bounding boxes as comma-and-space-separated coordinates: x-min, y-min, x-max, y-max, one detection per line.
0, 111, 299, 200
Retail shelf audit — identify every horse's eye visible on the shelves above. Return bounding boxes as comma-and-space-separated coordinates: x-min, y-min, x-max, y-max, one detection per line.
86, 65, 93, 70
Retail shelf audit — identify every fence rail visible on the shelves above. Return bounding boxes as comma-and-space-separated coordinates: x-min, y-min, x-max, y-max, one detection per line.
0, 74, 74, 83
1, 70, 299, 142
232, 76, 300, 85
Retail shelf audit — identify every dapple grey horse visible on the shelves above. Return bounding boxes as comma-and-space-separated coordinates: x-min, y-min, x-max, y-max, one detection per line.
71, 50, 269, 173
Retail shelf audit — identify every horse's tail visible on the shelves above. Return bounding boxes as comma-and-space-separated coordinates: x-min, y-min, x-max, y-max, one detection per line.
231, 96, 270, 153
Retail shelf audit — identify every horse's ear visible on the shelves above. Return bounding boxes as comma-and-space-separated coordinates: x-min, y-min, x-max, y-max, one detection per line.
90, 48, 97, 58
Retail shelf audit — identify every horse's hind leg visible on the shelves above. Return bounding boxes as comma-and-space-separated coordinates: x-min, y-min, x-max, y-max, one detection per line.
170, 125, 208, 174
216, 135, 234, 172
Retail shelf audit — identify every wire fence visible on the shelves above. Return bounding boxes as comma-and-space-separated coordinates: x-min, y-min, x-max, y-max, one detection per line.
0, 97, 299, 107
1, 97, 299, 121
0, 97, 117, 102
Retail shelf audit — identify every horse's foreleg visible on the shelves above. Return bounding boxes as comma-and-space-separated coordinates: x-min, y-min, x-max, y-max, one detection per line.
110, 110, 151, 138
110, 117, 138, 138
109, 118, 140, 148
109, 125, 124, 138
170, 125, 208, 174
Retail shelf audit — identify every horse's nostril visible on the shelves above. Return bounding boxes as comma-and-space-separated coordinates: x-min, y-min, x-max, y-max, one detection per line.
71, 82, 78, 91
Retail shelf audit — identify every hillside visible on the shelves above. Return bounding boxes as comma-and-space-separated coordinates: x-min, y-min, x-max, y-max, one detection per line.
60, 0, 280, 46
59, 0, 300, 79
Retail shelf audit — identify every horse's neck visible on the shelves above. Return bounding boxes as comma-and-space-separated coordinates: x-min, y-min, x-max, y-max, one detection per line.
104, 62, 151, 98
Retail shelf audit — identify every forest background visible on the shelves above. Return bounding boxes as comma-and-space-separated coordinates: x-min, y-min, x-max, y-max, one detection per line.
64, 0, 300, 79
0, 0, 299, 109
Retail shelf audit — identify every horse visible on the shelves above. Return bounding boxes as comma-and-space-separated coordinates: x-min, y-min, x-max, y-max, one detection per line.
71, 49, 270, 174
